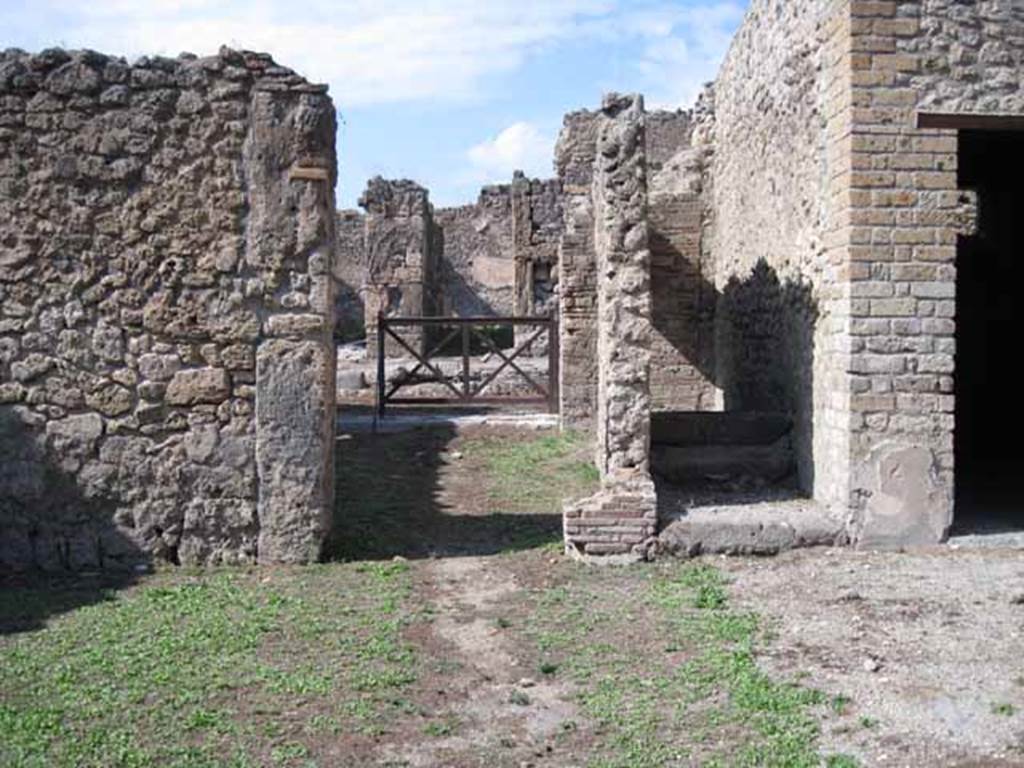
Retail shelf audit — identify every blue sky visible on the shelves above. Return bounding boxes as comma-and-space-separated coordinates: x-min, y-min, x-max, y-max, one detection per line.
1, 0, 746, 208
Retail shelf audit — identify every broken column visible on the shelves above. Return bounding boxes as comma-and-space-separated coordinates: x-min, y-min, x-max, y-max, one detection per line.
563, 94, 657, 561
360, 178, 435, 358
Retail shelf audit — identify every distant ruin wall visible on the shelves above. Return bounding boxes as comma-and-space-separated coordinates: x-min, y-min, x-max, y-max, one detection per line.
433, 187, 516, 317
333, 210, 367, 341
0, 47, 337, 570
707, 0, 852, 506
361, 178, 435, 358
331, 174, 564, 352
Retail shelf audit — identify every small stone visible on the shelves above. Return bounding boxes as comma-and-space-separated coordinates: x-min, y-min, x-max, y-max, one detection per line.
862, 657, 882, 673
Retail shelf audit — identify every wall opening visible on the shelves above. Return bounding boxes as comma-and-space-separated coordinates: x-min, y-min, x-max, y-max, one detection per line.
954, 130, 1024, 534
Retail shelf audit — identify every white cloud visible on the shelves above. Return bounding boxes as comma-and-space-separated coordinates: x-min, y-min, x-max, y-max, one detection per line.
466, 122, 553, 182
2, 0, 618, 107
2, 1, 744, 109
632, 2, 747, 109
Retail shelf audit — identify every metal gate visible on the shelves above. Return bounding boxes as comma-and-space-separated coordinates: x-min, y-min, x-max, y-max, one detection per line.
374, 314, 558, 415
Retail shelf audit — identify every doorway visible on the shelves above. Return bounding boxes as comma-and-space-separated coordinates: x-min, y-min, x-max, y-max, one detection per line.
954, 129, 1024, 534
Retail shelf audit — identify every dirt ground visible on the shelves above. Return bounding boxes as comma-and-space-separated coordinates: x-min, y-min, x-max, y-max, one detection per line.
4, 423, 1023, 768
330, 423, 1024, 767
720, 546, 1024, 768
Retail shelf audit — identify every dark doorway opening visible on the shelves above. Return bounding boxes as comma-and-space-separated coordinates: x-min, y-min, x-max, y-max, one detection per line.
953, 129, 1024, 535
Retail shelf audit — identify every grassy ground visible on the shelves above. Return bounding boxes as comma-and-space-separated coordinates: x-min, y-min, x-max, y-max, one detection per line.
0, 427, 850, 767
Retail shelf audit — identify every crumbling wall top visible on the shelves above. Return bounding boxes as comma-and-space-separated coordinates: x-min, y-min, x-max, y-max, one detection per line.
359, 177, 431, 218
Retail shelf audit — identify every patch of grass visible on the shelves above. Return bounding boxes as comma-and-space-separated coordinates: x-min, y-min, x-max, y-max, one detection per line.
467, 431, 599, 514
992, 702, 1017, 717
422, 716, 460, 737
0, 563, 418, 767
518, 562, 834, 768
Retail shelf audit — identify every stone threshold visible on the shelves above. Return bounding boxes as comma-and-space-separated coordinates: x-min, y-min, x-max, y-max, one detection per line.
655, 484, 847, 558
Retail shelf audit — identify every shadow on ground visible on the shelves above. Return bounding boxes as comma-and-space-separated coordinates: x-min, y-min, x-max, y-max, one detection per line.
324, 424, 588, 561
0, 571, 137, 636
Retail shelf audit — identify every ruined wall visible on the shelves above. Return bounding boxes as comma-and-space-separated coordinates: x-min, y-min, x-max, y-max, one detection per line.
0, 47, 337, 570
646, 110, 718, 412
433, 186, 516, 317
361, 178, 435, 358
563, 94, 656, 561
512, 174, 563, 320
333, 209, 367, 341
841, 0, 1024, 546
555, 111, 600, 432
706, 0, 853, 505
646, 110, 693, 172
333, 173, 563, 355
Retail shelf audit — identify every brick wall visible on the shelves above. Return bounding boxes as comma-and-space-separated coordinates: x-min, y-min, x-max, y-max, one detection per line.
555, 111, 601, 433
842, 0, 1024, 546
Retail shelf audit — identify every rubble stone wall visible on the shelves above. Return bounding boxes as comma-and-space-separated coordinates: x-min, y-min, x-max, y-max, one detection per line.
0, 47, 337, 570
332, 175, 564, 359
842, 0, 1024, 546
706, 0, 853, 507
563, 94, 657, 561
433, 187, 516, 317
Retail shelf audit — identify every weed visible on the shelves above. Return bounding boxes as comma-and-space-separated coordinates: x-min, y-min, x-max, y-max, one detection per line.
830, 694, 853, 715
509, 690, 532, 706
825, 755, 859, 768
422, 717, 459, 737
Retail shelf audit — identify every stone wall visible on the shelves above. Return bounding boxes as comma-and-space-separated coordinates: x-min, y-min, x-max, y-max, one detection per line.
563, 94, 657, 561
433, 185, 516, 317
0, 47, 337, 570
705, 0, 852, 505
333, 209, 367, 341
558, 104, 718, 423
841, 0, 1023, 546
646, 109, 693, 172
512, 174, 563, 320
360, 177, 435, 358
332, 174, 563, 354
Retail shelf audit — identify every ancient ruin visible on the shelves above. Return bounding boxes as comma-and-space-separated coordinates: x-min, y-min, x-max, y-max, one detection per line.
3, 0, 1024, 570
0, 47, 337, 569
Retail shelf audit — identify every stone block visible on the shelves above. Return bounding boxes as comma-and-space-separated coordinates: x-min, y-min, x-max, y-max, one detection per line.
256, 339, 333, 564
165, 368, 230, 405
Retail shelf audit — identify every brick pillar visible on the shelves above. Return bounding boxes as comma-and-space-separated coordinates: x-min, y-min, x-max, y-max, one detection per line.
563, 94, 657, 562
843, 0, 973, 547
555, 111, 600, 433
